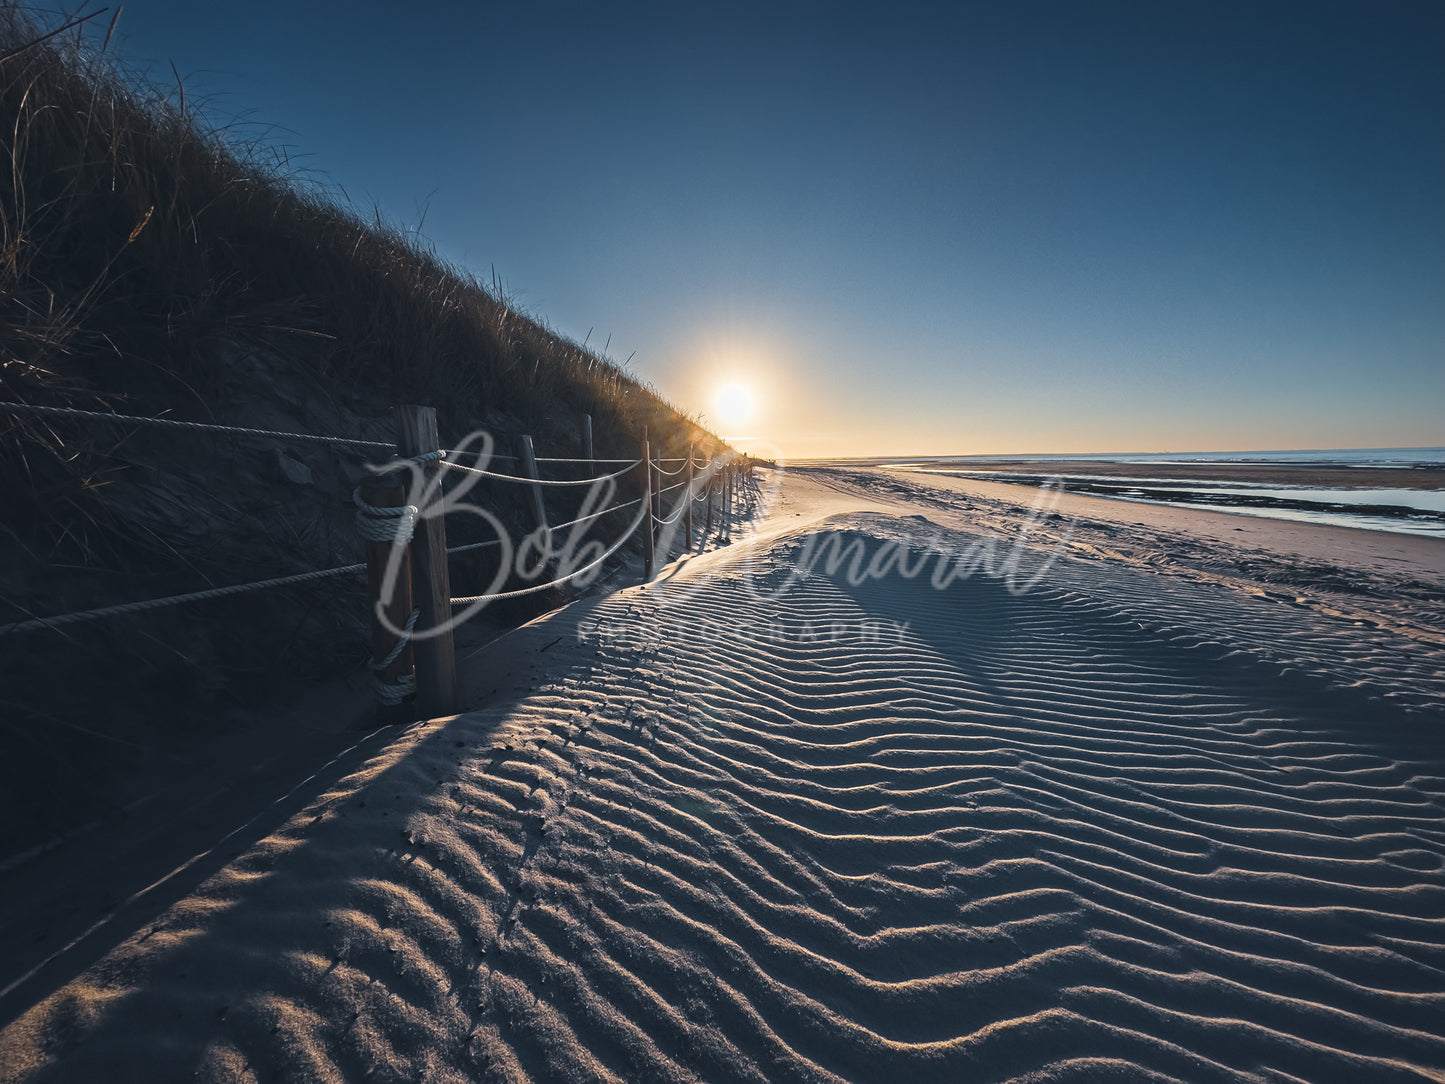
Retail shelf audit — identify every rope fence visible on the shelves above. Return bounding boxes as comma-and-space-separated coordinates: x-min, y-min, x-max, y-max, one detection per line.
439, 458, 641, 486
537, 455, 636, 466
3, 398, 757, 718
450, 501, 649, 606
0, 562, 372, 637
0, 400, 393, 450
657, 501, 689, 527
554, 497, 644, 533
440, 448, 634, 467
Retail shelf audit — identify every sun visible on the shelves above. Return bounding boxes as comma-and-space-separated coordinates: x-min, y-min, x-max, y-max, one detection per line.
714, 383, 753, 427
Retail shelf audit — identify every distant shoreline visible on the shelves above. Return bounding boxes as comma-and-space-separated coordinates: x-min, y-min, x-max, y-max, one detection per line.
902, 459, 1445, 490
874, 458, 1445, 539
803, 446, 1445, 470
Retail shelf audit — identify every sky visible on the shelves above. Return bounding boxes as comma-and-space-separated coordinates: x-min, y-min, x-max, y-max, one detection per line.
87, 0, 1445, 458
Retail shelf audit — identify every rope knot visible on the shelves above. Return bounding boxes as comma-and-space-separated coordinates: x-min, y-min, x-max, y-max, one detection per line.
370, 607, 420, 705
354, 487, 418, 545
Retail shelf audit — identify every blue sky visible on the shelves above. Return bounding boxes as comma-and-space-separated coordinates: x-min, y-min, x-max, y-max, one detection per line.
106, 0, 1443, 457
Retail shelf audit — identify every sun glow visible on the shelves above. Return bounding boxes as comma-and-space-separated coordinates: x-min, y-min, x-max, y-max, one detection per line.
714, 383, 754, 427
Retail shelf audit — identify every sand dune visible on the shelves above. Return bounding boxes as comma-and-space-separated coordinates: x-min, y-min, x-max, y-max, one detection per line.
2, 469, 1442, 1082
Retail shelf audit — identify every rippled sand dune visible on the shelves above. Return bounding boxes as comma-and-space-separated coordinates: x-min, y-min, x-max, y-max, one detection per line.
3, 477, 1443, 1083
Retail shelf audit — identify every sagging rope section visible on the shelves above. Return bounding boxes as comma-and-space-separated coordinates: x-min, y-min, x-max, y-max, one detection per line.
0, 563, 372, 637
0, 401, 393, 450
440, 458, 640, 486
451, 501, 648, 606
657, 500, 689, 527
2, 404, 744, 710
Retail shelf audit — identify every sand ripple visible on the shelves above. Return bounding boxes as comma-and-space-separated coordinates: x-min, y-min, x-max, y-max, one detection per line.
3, 517, 1442, 1083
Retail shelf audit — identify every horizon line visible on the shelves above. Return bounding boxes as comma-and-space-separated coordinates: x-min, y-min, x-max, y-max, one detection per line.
788, 442, 1445, 462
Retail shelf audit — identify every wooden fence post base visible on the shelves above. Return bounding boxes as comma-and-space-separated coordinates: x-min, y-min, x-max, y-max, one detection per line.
520, 434, 550, 545
640, 436, 655, 580
684, 444, 694, 551
724, 461, 732, 532
362, 479, 415, 726
395, 404, 457, 718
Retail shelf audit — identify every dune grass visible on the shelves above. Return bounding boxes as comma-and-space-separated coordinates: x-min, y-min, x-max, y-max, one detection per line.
0, 2, 719, 531
0, 2, 726, 858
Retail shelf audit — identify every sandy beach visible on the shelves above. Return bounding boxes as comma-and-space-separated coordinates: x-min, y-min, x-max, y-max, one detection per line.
2, 465, 1442, 1083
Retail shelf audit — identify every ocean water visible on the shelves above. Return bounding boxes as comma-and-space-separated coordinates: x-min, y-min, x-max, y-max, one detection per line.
1121, 447, 1445, 468
815, 447, 1445, 539
824, 447, 1445, 469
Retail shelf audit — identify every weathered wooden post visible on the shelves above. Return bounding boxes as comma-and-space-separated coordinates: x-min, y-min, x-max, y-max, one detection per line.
723, 460, 733, 530
582, 414, 594, 462
684, 443, 694, 551
704, 458, 714, 536
640, 434, 655, 580
649, 446, 661, 526
361, 479, 415, 723
394, 404, 456, 718
519, 434, 549, 542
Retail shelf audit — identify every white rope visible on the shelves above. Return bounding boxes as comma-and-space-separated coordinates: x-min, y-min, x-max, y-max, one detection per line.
352, 450, 447, 544
2, 449, 445, 636
446, 538, 502, 555
653, 459, 688, 476
536, 456, 636, 465
376, 669, 416, 705
2, 481, 644, 637
368, 448, 444, 470
450, 501, 647, 605
0, 563, 369, 636
371, 607, 420, 705
443, 448, 633, 465
439, 446, 520, 462
439, 459, 640, 487
551, 497, 643, 533
445, 497, 644, 577
0, 401, 393, 450
353, 488, 418, 545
